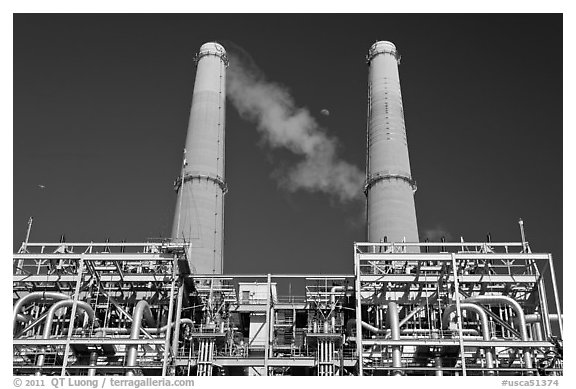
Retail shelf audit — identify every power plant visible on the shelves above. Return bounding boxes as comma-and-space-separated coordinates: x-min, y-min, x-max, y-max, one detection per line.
13, 41, 563, 376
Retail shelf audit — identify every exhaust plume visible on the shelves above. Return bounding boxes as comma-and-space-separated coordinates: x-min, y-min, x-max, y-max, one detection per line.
226, 50, 364, 203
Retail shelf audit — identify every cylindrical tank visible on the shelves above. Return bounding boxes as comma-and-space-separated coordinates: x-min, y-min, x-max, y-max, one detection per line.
172, 42, 227, 274
365, 41, 419, 249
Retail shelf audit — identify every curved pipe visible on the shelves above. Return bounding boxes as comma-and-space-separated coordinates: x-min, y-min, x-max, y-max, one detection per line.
126, 301, 155, 376
463, 295, 532, 373
346, 319, 387, 334
13, 292, 71, 332
16, 313, 33, 323
42, 300, 94, 338
36, 300, 94, 375
330, 286, 353, 304
442, 303, 494, 374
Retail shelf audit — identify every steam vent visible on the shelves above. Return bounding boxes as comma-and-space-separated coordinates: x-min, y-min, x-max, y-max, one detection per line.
13, 41, 563, 377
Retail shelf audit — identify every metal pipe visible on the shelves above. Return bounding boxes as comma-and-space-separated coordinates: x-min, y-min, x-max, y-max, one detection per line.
442, 303, 494, 374
162, 267, 177, 376
13, 292, 70, 332
36, 299, 94, 375
88, 329, 104, 376
547, 254, 564, 338
451, 253, 467, 376
15, 313, 32, 323
463, 295, 532, 373
431, 332, 443, 376
42, 300, 94, 338
521, 314, 562, 324
346, 319, 387, 334
125, 300, 155, 376
532, 323, 543, 341
330, 285, 352, 304
97, 319, 194, 334
88, 351, 98, 376
387, 302, 402, 376
514, 314, 561, 341
401, 328, 479, 335
171, 285, 185, 363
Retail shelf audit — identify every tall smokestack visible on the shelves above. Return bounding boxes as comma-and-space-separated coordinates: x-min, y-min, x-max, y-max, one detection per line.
172, 42, 227, 274
365, 41, 419, 248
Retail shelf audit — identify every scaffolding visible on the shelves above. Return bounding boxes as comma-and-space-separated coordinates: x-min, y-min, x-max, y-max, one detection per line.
13, 239, 562, 376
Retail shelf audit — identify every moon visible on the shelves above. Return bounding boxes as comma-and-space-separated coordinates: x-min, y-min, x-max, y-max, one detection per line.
320, 109, 330, 117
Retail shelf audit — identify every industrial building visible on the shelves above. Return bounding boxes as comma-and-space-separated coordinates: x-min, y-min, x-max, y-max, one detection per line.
13, 41, 563, 376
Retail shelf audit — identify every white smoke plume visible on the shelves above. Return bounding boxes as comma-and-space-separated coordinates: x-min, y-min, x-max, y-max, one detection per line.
226, 50, 364, 203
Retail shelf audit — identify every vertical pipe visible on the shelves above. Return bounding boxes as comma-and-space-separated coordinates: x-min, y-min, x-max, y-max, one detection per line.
171, 284, 185, 365
172, 42, 227, 274
197, 340, 203, 376
161, 260, 177, 376
87, 351, 98, 376
451, 253, 467, 376
264, 273, 271, 376
547, 254, 563, 338
534, 259, 553, 338
354, 250, 364, 376
88, 328, 104, 376
539, 277, 552, 339
519, 219, 527, 252
126, 300, 154, 376
431, 332, 443, 376
60, 256, 85, 376
328, 341, 334, 376
365, 41, 419, 250
208, 339, 214, 376
387, 302, 402, 376
533, 323, 543, 341
318, 341, 323, 376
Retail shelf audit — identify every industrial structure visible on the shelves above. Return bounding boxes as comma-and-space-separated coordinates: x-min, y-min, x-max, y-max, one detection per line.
13, 41, 563, 376
172, 42, 227, 275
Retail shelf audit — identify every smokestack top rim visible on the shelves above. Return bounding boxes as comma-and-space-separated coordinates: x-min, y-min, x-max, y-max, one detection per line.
371, 40, 396, 50
195, 42, 229, 66
367, 41, 400, 63
199, 42, 227, 54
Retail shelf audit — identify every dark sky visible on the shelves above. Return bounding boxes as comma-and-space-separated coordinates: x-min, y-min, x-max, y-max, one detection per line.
13, 14, 562, 296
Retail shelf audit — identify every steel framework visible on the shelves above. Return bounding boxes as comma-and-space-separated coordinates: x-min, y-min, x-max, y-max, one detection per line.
13, 239, 562, 376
